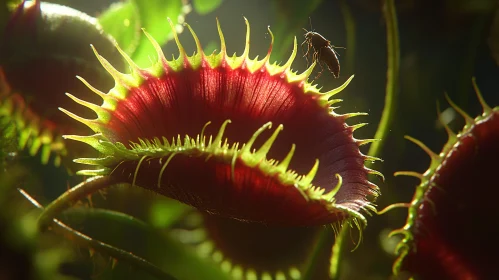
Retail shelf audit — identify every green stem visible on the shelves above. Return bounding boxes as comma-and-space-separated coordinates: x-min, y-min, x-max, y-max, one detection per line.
329, 224, 348, 279
367, 0, 400, 161
19, 189, 176, 280
63, 207, 230, 280
38, 175, 121, 230
302, 226, 335, 280
64, 207, 151, 229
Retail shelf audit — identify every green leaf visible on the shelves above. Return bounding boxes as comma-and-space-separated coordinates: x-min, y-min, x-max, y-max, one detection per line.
98, 0, 190, 68
63, 207, 231, 280
132, 0, 188, 68
203, 41, 218, 55
98, 1, 141, 55
192, 0, 223, 15
149, 198, 189, 228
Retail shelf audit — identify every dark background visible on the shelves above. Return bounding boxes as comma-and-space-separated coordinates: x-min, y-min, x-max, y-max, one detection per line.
2, 0, 499, 279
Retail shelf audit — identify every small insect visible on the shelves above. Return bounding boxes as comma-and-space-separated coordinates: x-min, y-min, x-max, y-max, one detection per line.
301, 21, 344, 79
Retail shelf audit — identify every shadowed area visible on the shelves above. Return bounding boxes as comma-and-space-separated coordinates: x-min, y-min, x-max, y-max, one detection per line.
400, 110, 499, 279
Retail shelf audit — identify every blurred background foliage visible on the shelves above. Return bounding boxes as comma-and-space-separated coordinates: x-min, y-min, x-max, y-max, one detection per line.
1, 0, 499, 279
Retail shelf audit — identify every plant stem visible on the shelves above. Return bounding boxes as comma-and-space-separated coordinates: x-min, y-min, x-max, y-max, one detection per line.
301, 226, 335, 280
63, 207, 230, 280
329, 224, 348, 279
37, 175, 121, 230
367, 0, 400, 162
19, 188, 177, 280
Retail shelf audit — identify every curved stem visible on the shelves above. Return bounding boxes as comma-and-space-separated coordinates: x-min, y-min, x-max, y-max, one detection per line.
367, 0, 400, 161
63, 207, 230, 280
38, 175, 121, 230
19, 189, 176, 280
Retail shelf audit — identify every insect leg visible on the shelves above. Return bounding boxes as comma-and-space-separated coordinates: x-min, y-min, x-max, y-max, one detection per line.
303, 41, 313, 57
303, 40, 315, 67
301, 40, 311, 66
315, 62, 324, 80
301, 40, 308, 56
331, 46, 345, 57
313, 48, 324, 80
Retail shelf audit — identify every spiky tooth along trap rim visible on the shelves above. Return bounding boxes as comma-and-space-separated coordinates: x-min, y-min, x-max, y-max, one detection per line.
391, 79, 499, 279
38, 18, 383, 231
